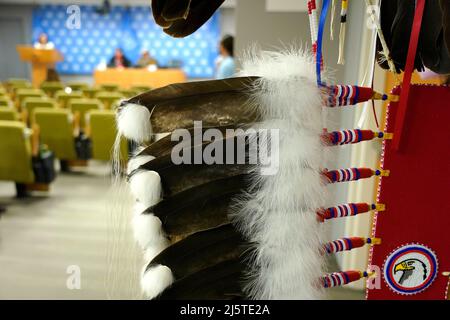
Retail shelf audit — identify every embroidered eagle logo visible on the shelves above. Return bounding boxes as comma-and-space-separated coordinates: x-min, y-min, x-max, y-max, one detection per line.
394, 259, 428, 285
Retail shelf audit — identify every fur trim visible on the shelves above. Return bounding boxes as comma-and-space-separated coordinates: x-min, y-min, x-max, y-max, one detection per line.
129, 170, 162, 207
144, 241, 169, 263
127, 155, 155, 175
232, 48, 327, 299
117, 103, 152, 143
141, 264, 174, 299
132, 206, 168, 250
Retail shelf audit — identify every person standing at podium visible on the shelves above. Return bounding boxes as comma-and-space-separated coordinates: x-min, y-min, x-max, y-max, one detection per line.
33, 33, 55, 50
108, 48, 131, 68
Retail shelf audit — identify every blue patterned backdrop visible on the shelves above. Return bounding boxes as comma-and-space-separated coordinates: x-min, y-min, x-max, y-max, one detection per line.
32, 5, 220, 78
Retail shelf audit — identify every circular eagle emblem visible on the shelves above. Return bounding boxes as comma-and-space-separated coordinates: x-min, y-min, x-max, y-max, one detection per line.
383, 244, 438, 295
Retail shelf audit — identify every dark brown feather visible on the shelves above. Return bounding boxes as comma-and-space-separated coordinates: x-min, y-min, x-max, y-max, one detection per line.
151, 0, 173, 28
145, 174, 250, 238
147, 224, 245, 280
161, 0, 192, 21
130, 128, 255, 196
135, 123, 249, 160
156, 258, 245, 300
163, 0, 225, 38
123, 77, 260, 133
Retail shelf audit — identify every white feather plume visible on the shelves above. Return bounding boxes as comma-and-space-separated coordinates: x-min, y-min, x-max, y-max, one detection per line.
129, 170, 162, 207
232, 47, 328, 299
141, 264, 174, 299
144, 241, 169, 263
127, 155, 155, 175
117, 103, 152, 143
131, 207, 168, 250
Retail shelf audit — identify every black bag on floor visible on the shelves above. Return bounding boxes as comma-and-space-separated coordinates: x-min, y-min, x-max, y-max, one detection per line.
32, 148, 56, 184
75, 133, 92, 160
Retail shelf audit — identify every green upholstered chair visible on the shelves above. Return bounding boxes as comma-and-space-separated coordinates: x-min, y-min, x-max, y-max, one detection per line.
95, 91, 124, 110
40, 81, 65, 97
130, 85, 152, 94
119, 88, 139, 98
0, 120, 34, 184
67, 82, 89, 91
81, 87, 101, 98
34, 108, 77, 160
16, 88, 45, 110
0, 96, 13, 108
22, 97, 57, 124
6, 78, 30, 85
54, 90, 83, 108
0, 108, 20, 121
99, 83, 119, 91
69, 98, 102, 130
88, 110, 127, 161
9, 82, 32, 98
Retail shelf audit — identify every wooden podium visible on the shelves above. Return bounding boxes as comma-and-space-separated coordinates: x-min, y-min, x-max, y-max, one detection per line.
16, 46, 63, 87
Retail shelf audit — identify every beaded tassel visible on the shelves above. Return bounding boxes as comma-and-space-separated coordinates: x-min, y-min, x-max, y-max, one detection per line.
326, 129, 393, 145
337, 0, 348, 65
324, 237, 381, 254
324, 168, 389, 184
317, 202, 385, 221
326, 85, 398, 107
322, 270, 374, 288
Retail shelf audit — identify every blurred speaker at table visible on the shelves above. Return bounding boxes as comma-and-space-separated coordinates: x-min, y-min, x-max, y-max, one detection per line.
108, 48, 131, 69
135, 50, 159, 69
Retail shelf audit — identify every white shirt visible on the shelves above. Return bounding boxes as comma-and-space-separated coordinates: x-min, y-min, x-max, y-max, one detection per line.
34, 42, 55, 50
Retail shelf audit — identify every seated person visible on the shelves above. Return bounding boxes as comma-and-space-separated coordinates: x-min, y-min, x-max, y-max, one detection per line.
215, 35, 235, 79
34, 33, 55, 50
108, 48, 131, 68
135, 49, 158, 68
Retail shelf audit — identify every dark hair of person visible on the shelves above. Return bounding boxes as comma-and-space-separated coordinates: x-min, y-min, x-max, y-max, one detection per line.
221, 35, 234, 57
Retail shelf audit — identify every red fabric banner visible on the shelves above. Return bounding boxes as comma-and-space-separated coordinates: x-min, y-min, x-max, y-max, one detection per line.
366, 85, 450, 299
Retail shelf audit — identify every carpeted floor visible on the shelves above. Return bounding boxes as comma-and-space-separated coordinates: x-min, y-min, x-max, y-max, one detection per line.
0, 162, 364, 300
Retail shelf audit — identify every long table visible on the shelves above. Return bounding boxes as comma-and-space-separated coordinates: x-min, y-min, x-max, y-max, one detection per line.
93, 68, 186, 89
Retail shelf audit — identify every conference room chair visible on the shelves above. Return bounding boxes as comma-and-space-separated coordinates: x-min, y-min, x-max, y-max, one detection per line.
6, 78, 30, 85
95, 91, 124, 109
67, 82, 89, 91
0, 108, 20, 121
99, 83, 119, 92
130, 85, 152, 93
81, 87, 101, 98
15, 88, 45, 110
6, 80, 32, 98
69, 98, 102, 131
87, 110, 128, 162
34, 108, 77, 162
22, 97, 57, 125
0, 120, 35, 197
0, 96, 13, 108
40, 81, 65, 97
6, 78, 31, 91
54, 90, 83, 108
119, 88, 139, 98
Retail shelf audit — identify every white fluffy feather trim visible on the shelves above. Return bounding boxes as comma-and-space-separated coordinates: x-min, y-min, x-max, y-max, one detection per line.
132, 210, 168, 250
141, 264, 174, 299
129, 170, 162, 207
232, 48, 327, 299
144, 241, 169, 263
127, 155, 155, 175
117, 103, 152, 143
